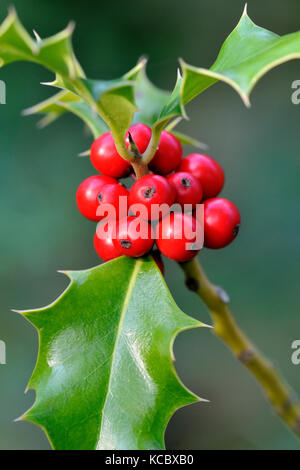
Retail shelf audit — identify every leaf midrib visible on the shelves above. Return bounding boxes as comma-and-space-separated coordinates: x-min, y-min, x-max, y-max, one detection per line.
97, 259, 142, 447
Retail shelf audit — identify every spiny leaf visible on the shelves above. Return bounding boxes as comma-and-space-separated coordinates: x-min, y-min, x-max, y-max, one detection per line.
133, 66, 185, 131
131, 66, 189, 163
41, 68, 141, 148
83, 78, 138, 139
133, 65, 171, 126
22, 59, 147, 135
0, 8, 82, 79
150, 70, 186, 137
3, 6, 300, 144
57, 101, 108, 138
22, 90, 80, 129
165, 118, 207, 149
75, 58, 146, 135
18, 257, 206, 450
35, 75, 138, 158
0, 11, 137, 155
181, 5, 300, 107
24, 88, 108, 139
170, 130, 208, 150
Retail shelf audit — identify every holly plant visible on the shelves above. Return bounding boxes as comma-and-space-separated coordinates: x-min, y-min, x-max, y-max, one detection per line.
2, 5, 300, 450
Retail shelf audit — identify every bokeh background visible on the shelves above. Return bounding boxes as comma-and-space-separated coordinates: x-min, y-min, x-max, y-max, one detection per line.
0, 0, 300, 450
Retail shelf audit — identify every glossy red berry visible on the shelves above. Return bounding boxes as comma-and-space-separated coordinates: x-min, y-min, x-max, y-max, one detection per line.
76, 175, 118, 221
149, 131, 182, 175
97, 183, 129, 220
90, 133, 131, 179
204, 197, 241, 249
129, 174, 175, 220
178, 153, 224, 199
125, 123, 151, 154
156, 212, 202, 262
167, 171, 203, 209
94, 223, 121, 262
114, 216, 154, 257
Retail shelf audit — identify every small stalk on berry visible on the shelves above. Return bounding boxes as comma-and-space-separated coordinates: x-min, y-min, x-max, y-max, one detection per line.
127, 128, 149, 179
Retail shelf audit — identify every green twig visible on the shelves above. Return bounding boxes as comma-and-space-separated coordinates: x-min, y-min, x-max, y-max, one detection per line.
141, 124, 163, 164
127, 132, 148, 179
180, 257, 300, 440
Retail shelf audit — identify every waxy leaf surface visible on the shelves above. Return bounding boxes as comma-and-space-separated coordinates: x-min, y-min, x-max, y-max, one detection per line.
21, 257, 205, 450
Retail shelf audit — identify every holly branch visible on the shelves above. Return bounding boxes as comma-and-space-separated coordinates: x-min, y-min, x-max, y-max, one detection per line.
180, 258, 300, 438
2, 5, 300, 449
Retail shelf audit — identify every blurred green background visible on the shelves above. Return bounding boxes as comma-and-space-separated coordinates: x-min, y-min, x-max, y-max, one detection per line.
0, 0, 300, 450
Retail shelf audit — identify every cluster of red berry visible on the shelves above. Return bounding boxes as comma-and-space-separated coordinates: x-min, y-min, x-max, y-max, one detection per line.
76, 123, 240, 271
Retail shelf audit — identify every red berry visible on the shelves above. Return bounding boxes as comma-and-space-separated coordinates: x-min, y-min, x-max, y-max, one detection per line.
97, 183, 129, 220
152, 249, 165, 275
125, 123, 151, 154
94, 223, 121, 262
149, 131, 182, 175
156, 212, 202, 262
204, 197, 241, 249
129, 175, 175, 220
76, 175, 118, 221
114, 216, 154, 257
178, 153, 224, 199
90, 133, 131, 179
167, 171, 203, 209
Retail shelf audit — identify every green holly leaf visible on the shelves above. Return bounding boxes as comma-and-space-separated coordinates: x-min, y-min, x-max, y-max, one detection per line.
22, 59, 146, 137
130, 66, 187, 163
36, 74, 138, 160
42, 60, 147, 147
154, 71, 186, 131
0, 10, 137, 159
17, 257, 206, 450
170, 130, 208, 150
137, 2, 300, 149
133, 66, 184, 129
181, 5, 300, 107
22, 90, 80, 129
82, 78, 138, 145
23, 89, 108, 138
59, 101, 108, 139
138, 3, 300, 134
25, 93, 73, 125
0, 8, 82, 79
133, 65, 172, 126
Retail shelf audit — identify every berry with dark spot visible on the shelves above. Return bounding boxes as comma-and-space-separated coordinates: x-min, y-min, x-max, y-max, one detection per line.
114, 216, 154, 257
97, 183, 129, 221
129, 174, 175, 220
76, 175, 118, 222
167, 171, 203, 208
178, 153, 224, 199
